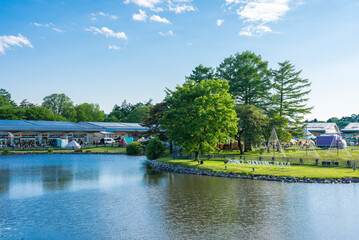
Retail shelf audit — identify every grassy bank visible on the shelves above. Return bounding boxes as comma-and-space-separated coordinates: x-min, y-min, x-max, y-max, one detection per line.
158, 157, 359, 179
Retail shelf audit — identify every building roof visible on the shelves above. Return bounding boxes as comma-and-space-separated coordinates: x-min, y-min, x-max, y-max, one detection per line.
305, 123, 339, 132
342, 123, 359, 132
79, 122, 149, 132
0, 120, 101, 132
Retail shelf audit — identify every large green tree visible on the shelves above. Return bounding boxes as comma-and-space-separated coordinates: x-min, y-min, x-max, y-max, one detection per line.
76, 103, 106, 122
271, 61, 313, 124
141, 102, 168, 139
161, 79, 238, 161
125, 106, 150, 123
185, 64, 216, 83
235, 105, 266, 153
217, 51, 271, 110
42, 93, 77, 121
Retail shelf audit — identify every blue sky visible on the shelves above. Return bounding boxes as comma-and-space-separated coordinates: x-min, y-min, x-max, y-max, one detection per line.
1, 0, 359, 120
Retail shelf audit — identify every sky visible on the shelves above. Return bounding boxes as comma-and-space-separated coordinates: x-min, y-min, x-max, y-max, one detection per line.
1, 0, 359, 121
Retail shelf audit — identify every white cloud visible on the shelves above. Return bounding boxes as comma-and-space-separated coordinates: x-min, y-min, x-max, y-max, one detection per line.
91, 12, 118, 20
225, 0, 295, 37
85, 26, 128, 40
217, 19, 224, 26
33, 22, 64, 33
133, 9, 147, 21
124, 0, 162, 9
0, 34, 33, 54
150, 14, 171, 23
239, 25, 272, 36
168, 4, 195, 13
159, 30, 174, 36
236, 0, 290, 23
108, 45, 121, 50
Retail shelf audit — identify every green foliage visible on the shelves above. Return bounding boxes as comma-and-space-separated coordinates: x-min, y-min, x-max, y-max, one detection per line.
141, 102, 168, 139
161, 79, 238, 160
217, 51, 271, 110
271, 61, 313, 123
185, 64, 216, 83
42, 93, 77, 122
124, 106, 150, 123
76, 103, 106, 122
235, 105, 266, 153
2, 149, 10, 155
262, 112, 292, 143
47, 148, 53, 153
104, 110, 125, 122
146, 137, 166, 160
74, 149, 83, 153
126, 142, 143, 155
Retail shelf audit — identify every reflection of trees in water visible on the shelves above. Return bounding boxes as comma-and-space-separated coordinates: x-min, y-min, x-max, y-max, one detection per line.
41, 166, 74, 191
144, 170, 290, 239
0, 169, 10, 195
143, 163, 167, 185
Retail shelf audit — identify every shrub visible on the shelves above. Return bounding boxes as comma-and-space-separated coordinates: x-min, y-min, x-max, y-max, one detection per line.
126, 142, 143, 155
146, 137, 166, 160
74, 149, 83, 153
47, 148, 53, 153
86, 150, 91, 153
2, 149, 10, 155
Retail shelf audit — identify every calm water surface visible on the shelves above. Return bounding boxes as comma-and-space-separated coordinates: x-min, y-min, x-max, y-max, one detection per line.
0, 154, 358, 240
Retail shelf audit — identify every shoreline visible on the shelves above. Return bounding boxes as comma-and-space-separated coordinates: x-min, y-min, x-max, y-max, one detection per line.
148, 160, 359, 184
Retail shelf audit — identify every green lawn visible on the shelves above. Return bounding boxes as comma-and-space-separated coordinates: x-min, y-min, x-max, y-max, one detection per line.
158, 157, 359, 179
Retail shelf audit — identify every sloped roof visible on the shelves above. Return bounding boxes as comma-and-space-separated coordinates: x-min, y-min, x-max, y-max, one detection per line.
0, 120, 102, 132
305, 123, 339, 132
342, 123, 359, 132
79, 122, 149, 132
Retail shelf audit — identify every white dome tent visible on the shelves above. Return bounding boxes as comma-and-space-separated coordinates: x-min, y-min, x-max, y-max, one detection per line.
66, 140, 81, 149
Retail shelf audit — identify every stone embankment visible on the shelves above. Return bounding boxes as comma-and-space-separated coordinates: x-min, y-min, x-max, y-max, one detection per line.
148, 160, 359, 184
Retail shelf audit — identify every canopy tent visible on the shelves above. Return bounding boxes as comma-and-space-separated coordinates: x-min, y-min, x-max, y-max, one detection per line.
119, 138, 127, 146
66, 140, 81, 149
124, 137, 134, 143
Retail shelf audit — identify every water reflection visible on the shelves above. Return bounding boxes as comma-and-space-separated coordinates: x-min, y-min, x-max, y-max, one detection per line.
1, 155, 359, 239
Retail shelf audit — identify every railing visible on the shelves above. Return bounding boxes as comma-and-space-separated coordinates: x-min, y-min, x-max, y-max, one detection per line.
171, 152, 356, 168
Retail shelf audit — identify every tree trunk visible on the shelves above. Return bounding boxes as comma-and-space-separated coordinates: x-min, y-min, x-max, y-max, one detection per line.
195, 151, 199, 163
170, 141, 173, 154
237, 134, 244, 155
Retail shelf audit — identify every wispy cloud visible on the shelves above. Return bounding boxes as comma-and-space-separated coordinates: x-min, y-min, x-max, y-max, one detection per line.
85, 26, 128, 40
91, 12, 118, 20
33, 22, 64, 33
168, 4, 195, 14
124, 0, 162, 10
0, 34, 33, 54
133, 9, 147, 21
159, 30, 174, 36
108, 45, 121, 50
150, 14, 171, 24
239, 25, 272, 36
217, 19, 224, 26
125, 0, 195, 13
225, 0, 295, 37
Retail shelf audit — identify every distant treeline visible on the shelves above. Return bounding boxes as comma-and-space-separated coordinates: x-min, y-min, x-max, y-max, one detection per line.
0, 89, 152, 123
306, 115, 359, 129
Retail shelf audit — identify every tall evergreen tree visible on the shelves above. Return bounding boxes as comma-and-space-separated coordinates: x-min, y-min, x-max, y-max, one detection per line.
272, 61, 313, 124
185, 64, 216, 83
217, 51, 271, 110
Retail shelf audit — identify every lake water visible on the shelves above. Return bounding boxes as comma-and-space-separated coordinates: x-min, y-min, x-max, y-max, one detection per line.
0, 154, 358, 239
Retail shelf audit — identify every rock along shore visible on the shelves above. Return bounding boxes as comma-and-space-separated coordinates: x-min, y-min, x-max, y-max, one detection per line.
148, 160, 359, 184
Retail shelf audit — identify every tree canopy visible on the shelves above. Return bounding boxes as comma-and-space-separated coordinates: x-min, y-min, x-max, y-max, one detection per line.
161, 79, 238, 161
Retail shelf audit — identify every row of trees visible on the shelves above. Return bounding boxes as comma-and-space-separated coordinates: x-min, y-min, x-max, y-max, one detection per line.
0, 89, 151, 123
142, 51, 313, 157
